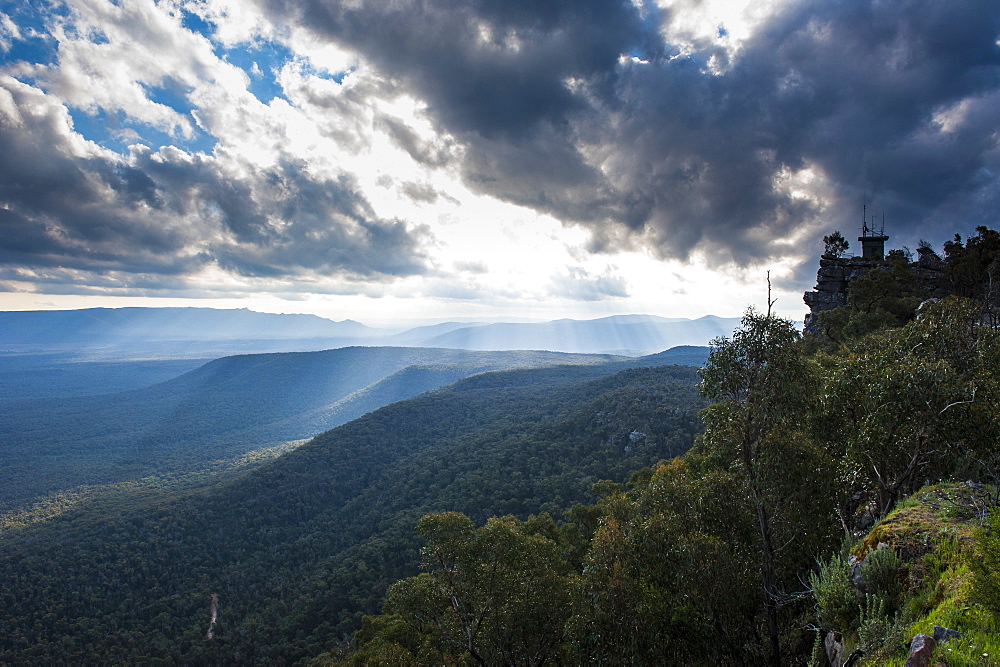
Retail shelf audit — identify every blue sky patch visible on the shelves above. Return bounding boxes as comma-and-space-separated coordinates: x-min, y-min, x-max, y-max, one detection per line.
221, 40, 294, 104
0, 4, 57, 66
141, 79, 197, 118
180, 8, 215, 38
67, 105, 217, 156
1, 30, 56, 66
67, 106, 131, 152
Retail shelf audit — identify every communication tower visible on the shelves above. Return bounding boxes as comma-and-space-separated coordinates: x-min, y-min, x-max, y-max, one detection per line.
858, 205, 889, 260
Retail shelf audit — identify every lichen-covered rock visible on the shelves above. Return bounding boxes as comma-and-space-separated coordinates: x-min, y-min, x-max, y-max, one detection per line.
903, 633, 936, 667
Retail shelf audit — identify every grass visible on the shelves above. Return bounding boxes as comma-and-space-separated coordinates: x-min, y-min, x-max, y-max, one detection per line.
842, 483, 1000, 665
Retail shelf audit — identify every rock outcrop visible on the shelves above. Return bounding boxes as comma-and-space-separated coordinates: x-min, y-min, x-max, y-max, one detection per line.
802, 256, 880, 334
802, 247, 950, 335
903, 633, 936, 667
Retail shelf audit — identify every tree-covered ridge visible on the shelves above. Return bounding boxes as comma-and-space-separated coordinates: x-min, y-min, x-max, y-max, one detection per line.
351, 286, 1000, 664
0, 346, 652, 511
0, 361, 705, 662
0, 355, 209, 401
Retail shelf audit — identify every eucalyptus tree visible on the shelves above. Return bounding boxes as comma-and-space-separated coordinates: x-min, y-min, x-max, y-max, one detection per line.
698, 307, 835, 665
825, 296, 1000, 518
823, 230, 850, 258
352, 511, 574, 666
570, 458, 760, 664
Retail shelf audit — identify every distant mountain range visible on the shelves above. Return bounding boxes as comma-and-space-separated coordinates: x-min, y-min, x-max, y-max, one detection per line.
0, 306, 717, 662
412, 315, 737, 354
0, 307, 372, 356
0, 307, 738, 358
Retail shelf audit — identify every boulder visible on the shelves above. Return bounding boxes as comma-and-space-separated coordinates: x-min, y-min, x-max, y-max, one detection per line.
904, 634, 936, 667
933, 625, 964, 642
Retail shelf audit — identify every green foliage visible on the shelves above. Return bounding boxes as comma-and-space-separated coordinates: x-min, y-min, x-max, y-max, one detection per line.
817, 257, 926, 347
8, 225, 1000, 665
351, 511, 579, 665
972, 512, 1000, 618
812, 482, 1000, 665
0, 355, 208, 401
567, 458, 760, 664
823, 230, 850, 258
0, 347, 634, 511
0, 361, 705, 662
857, 594, 904, 658
944, 226, 1000, 303
810, 552, 859, 633
698, 308, 837, 663
862, 547, 903, 613
822, 297, 1000, 517
808, 630, 827, 667
408, 512, 574, 665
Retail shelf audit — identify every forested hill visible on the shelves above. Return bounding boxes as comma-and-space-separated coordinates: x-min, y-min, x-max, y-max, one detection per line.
2, 346, 676, 511
0, 361, 706, 663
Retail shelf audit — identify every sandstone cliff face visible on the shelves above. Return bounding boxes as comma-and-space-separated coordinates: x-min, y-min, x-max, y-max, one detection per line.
802, 250, 948, 334
802, 256, 880, 334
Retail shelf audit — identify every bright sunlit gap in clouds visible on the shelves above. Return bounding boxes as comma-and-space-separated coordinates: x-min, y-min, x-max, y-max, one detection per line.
1, 0, 998, 326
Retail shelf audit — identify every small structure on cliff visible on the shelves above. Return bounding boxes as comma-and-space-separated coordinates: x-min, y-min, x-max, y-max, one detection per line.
803, 214, 889, 334
858, 214, 889, 260
803, 213, 949, 334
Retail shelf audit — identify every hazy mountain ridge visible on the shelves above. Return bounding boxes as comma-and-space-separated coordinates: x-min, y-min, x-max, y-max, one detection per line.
0, 306, 372, 344
0, 356, 210, 401
1, 346, 700, 510
420, 315, 737, 354
0, 307, 737, 358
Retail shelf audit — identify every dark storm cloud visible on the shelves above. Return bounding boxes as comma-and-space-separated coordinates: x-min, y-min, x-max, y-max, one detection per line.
134, 150, 431, 278
0, 79, 202, 275
0, 76, 430, 287
731, 0, 1000, 253
260, 0, 1000, 266
262, 0, 645, 137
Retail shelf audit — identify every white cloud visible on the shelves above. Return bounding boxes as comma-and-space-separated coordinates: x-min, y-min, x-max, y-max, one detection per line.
0, 12, 21, 51
8, 0, 217, 137
4, 0, 994, 326
655, 0, 796, 64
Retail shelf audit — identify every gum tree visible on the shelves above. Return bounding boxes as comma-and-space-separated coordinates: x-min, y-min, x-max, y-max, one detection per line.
825, 297, 1000, 518
698, 307, 832, 665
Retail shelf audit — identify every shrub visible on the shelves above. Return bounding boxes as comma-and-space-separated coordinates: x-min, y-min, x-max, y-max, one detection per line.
972, 513, 1000, 617
811, 553, 860, 632
863, 547, 903, 613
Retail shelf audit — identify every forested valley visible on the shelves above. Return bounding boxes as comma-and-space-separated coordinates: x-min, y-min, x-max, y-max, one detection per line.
4, 228, 1000, 664
0, 355, 706, 662
1, 346, 677, 511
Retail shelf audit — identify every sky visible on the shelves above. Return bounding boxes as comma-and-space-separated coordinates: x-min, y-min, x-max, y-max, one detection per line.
0, 0, 998, 326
